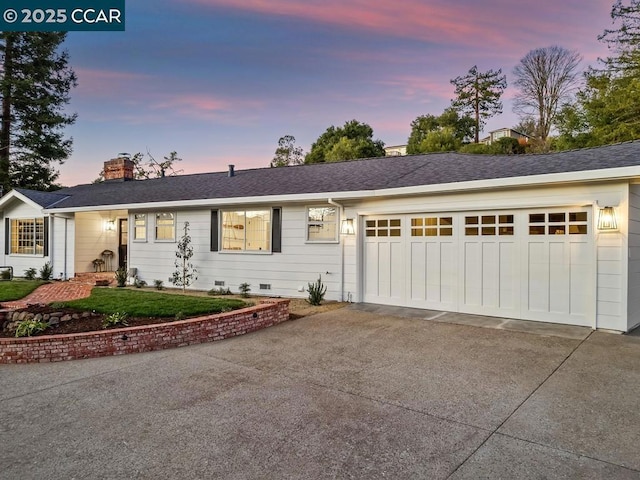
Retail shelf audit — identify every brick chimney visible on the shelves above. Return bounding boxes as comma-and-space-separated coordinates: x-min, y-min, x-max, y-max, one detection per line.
103, 156, 134, 181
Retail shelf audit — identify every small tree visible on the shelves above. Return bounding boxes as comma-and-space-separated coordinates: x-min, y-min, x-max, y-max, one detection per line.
270, 135, 304, 167
171, 222, 197, 292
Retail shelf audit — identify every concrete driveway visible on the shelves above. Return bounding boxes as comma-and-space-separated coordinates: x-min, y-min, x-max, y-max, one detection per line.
1, 305, 639, 479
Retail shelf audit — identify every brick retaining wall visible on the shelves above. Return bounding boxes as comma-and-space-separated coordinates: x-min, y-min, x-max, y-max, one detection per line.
0, 299, 289, 364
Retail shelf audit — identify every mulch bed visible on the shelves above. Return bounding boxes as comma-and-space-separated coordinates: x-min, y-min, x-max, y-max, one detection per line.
1, 305, 184, 338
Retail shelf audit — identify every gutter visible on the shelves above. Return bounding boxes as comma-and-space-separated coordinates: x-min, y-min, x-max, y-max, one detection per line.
328, 198, 345, 302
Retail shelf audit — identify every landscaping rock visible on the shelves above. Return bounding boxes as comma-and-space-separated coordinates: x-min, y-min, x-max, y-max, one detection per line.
61, 314, 72, 322
34, 314, 43, 322
48, 317, 59, 327
18, 311, 27, 321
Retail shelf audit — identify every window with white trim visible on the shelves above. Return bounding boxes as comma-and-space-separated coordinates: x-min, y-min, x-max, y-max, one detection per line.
133, 214, 147, 241
307, 206, 338, 242
222, 210, 271, 252
10, 218, 45, 255
155, 213, 175, 241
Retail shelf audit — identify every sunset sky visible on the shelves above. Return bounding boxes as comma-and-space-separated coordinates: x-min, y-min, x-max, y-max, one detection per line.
59, 0, 614, 186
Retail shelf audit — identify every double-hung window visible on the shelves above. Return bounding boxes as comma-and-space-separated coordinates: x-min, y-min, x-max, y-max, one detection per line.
133, 214, 147, 241
306, 206, 338, 242
221, 209, 271, 252
10, 218, 45, 255
155, 213, 175, 241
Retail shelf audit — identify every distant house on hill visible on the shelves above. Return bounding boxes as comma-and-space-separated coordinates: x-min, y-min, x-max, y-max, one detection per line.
480, 128, 530, 145
384, 144, 407, 156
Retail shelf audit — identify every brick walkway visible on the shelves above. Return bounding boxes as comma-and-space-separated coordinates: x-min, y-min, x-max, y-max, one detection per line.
2, 282, 93, 309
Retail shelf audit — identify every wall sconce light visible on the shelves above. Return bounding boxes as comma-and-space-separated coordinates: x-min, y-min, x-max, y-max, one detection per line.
597, 206, 617, 231
340, 218, 355, 235
105, 219, 116, 232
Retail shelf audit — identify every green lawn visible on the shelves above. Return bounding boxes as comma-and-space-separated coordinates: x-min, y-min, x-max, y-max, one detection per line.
0, 280, 46, 301
61, 288, 248, 317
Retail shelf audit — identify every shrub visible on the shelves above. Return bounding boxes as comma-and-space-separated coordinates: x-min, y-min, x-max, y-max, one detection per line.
208, 287, 232, 295
114, 267, 127, 287
15, 319, 49, 337
39, 262, 53, 281
24, 267, 37, 280
134, 276, 147, 288
102, 311, 129, 329
239, 282, 251, 298
154, 279, 164, 290
175, 311, 186, 321
307, 275, 327, 306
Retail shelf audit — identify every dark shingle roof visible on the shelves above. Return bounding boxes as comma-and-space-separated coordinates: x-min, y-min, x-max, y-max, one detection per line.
15, 188, 70, 208
25, 140, 640, 210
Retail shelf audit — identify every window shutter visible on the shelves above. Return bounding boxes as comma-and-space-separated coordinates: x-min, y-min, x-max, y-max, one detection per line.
272, 207, 282, 253
43, 217, 49, 257
210, 210, 219, 251
4, 218, 9, 255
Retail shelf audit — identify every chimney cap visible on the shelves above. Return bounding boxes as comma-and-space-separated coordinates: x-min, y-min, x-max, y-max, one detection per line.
117, 152, 131, 159
228, 164, 235, 177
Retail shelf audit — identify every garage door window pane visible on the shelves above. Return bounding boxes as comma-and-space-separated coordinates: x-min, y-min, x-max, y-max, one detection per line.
390, 219, 401, 227
499, 226, 514, 235
482, 215, 495, 225
411, 218, 423, 227
366, 220, 376, 228
549, 213, 565, 223
411, 228, 423, 236
440, 217, 453, 226
390, 229, 401, 236
426, 228, 437, 236
529, 226, 545, 235
569, 225, 587, 234
378, 220, 388, 227
499, 215, 514, 224
465, 216, 478, 225
570, 212, 587, 222
426, 217, 438, 226
441, 227, 453, 236
466, 227, 479, 235
530, 214, 545, 223
482, 226, 495, 235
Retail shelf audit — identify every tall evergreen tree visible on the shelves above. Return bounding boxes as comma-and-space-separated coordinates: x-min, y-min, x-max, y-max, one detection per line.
450, 66, 506, 143
0, 32, 77, 192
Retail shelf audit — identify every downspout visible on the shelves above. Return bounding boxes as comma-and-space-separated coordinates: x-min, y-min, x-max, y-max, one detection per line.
64, 217, 68, 280
49, 213, 54, 277
328, 198, 345, 302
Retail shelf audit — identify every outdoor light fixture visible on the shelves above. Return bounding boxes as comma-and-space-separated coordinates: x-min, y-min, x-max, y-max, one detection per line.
597, 206, 617, 231
105, 219, 116, 232
340, 218, 355, 235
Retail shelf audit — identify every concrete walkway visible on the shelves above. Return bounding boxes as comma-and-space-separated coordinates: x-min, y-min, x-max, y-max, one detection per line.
2, 281, 93, 309
1, 305, 638, 479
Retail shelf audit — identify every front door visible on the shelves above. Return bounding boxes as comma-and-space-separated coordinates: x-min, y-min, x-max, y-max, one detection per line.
118, 218, 128, 270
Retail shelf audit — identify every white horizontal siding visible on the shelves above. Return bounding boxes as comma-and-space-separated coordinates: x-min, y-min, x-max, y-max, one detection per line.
129, 207, 343, 300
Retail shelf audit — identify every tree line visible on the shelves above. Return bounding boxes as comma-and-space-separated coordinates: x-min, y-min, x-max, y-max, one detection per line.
272, 0, 640, 166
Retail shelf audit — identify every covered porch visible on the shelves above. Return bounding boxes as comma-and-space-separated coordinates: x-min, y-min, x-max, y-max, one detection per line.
73, 210, 129, 275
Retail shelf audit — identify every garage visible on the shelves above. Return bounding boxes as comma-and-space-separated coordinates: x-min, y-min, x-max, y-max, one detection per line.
363, 208, 592, 326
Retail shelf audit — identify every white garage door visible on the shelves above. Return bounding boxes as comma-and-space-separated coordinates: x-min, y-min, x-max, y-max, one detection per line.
363, 209, 592, 326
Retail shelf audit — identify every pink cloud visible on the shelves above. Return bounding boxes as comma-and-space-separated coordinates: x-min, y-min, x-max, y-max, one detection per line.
189, 0, 509, 47
75, 68, 151, 97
